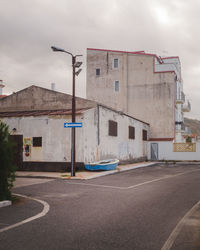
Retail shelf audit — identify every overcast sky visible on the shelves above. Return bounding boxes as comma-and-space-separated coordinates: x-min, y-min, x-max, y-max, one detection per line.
0, 0, 200, 119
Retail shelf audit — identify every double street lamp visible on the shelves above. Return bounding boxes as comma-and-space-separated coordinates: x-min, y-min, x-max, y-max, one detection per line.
51, 46, 82, 176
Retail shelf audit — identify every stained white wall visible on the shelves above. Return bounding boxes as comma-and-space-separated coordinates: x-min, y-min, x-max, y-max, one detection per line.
2, 115, 85, 162
97, 106, 149, 162
148, 141, 200, 161
2, 105, 150, 164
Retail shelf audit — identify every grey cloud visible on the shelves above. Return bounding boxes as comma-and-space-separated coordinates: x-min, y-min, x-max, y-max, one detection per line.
0, 0, 200, 118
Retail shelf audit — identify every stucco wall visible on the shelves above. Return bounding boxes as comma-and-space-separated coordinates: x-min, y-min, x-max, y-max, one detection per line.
87, 50, 128, 113
2, 114, 85, 163
2, 105, 150, 166
0, 85, 96, 112
97, 106, 149, 163
148, 141, 200, 161
87, 49, 176, 139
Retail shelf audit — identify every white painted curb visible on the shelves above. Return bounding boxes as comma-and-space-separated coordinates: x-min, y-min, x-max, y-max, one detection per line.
0, 200, 12, 208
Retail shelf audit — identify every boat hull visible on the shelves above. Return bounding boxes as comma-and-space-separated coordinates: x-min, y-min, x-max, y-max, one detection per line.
84, 159, 119, 171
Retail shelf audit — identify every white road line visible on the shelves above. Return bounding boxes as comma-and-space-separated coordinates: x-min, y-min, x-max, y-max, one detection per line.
68, 169, 200, 190
0, 193, 50, 233
126, 170, 199, 189
67, 182, 125, 189
161, 200, 200, 250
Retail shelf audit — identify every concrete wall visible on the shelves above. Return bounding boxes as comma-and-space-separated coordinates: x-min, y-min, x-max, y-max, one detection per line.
97, 105, 149, 163
148, 141, 200, 161
87, 49, 175, 139
2, 105, 149, 167
2, 114, 85, 163
127, 54, 175, 138
0, 85, 96, 112
87, 50, 128, 113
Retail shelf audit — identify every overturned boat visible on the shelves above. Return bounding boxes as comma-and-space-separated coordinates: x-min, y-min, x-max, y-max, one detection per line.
84, 159, 119, 171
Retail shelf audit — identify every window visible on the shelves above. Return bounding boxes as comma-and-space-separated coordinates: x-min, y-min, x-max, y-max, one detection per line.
129, 126, 135, 139
113, 58, 119, 68
142, 130, 147, 141
109, 120, 117, 136
114, 80, 120, 92
33, 137, 42, 147
96, 68, 100, 76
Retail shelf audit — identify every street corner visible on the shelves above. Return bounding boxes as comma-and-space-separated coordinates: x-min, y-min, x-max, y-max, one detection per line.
0, 193, 48, 233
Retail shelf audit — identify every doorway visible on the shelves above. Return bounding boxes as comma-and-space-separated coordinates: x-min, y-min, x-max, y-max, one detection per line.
151, 143, 158, 161
10, 135, 23, 170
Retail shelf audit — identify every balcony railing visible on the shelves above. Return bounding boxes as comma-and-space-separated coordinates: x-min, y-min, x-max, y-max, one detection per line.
176, 91, 185, 104
182, 100, 191, 112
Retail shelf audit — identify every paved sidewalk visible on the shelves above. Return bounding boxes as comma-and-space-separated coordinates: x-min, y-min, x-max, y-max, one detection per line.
16, 161, 156, 180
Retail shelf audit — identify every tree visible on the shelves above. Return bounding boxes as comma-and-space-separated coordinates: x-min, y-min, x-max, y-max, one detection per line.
0, 121, 16, 201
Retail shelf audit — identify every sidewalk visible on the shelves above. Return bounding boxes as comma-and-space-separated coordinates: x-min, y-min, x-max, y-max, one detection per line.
16, 161, 156, 180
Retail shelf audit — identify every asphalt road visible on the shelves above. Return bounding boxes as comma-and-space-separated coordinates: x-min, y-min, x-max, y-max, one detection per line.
1, 163, 200, 250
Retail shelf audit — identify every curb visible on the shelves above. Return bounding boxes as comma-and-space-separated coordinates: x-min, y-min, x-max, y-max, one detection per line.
16, 175, 59, 180
0, 200, 12, 208
16, 162, 157, 181
62, 162, 157, 180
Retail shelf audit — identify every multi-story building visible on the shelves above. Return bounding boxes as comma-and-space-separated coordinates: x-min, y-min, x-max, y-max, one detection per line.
86, 48, 191, 142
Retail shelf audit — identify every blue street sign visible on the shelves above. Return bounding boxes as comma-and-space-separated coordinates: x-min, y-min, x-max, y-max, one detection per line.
64, 122, 83, 128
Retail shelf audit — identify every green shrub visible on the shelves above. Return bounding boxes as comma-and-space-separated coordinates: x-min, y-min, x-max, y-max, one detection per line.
0, 121, 16, 201
186, 136, 192, 143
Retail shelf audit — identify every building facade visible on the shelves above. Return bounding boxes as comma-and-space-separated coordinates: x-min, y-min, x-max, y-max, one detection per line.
86, 48, 191, 142
0, 85, 149, 171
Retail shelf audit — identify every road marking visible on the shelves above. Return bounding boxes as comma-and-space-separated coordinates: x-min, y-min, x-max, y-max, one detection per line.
161, 200, 200, 250
67, 169, 200, 190
0, 193, 50, 233
67, 182, 125, 189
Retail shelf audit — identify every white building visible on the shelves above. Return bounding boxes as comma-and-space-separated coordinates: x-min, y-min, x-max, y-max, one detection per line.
86, 48, 191, 143
0, 85, 149, 171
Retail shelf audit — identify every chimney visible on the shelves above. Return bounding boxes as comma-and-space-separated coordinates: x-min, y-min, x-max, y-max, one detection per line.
0, 80, 5, 95
51, 83, 55, 91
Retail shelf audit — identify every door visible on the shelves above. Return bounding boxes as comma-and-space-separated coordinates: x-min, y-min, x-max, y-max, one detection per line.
10, 135, 23, 170
151, 143, 158, 161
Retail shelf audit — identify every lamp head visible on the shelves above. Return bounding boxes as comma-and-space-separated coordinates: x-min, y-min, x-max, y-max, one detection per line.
51, 46, 66, 53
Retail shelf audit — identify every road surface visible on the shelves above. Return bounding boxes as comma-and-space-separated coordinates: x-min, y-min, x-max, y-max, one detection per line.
0, 163, 200, 249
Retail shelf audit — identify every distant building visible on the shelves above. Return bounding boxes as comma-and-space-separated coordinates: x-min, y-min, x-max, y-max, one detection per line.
0, 85, 149, 171
86, 48, 191, 143
0, 80, 6, 99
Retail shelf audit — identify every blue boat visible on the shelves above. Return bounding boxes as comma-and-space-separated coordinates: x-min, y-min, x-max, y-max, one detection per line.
84, 159, 119, 171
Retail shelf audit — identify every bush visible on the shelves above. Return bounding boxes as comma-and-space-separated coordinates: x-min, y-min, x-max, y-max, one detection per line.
0, 121, 16, 201
186, 136, 192, 143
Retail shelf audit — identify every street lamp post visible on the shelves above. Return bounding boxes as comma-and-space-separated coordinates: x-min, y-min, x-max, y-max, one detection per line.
51, 46, 82, 177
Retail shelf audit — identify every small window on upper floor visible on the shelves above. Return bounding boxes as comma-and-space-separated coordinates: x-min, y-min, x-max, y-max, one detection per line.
113, 58, 119, 69
96, 68, 100, 76
114, 80, 120, 92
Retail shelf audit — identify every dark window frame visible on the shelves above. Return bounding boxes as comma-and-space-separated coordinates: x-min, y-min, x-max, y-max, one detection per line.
129, 126, 135, 140
113, 58, 119, 68
114, 80, 120, 92
32, 137, 42, 147
96, 68, 100, 76
142, 130, 148, 141
108, 120, 118, 137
